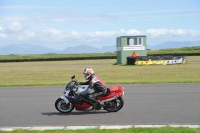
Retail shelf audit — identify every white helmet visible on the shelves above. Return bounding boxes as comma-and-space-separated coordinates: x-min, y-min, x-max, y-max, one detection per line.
83, 68, 94, 80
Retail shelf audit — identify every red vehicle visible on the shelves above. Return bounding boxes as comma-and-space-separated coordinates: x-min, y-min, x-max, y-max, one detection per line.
55, 75, 124, 113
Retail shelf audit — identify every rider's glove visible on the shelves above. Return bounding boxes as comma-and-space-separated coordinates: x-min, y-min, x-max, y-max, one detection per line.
76, 82, 82, 86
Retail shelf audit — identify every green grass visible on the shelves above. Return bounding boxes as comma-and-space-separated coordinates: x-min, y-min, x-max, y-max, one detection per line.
1, 127, 200, 133
0, 56, 200, 87
148, 46, 200, 55
0, 46, 200, 61
0, 53, 116, 61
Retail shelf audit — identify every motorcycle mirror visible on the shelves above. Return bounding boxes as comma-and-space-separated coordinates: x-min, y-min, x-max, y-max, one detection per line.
71, 75, 75, 79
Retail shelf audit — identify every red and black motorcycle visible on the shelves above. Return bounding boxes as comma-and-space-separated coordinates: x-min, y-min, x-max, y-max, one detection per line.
55, 75, 124, 113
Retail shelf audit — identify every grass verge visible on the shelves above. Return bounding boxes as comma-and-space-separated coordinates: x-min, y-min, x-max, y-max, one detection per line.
148, 46, 200, 55
0, 57, 200, 87
1, 127, 200, 133
0, 53, 116, 61
0, 46, 200, 62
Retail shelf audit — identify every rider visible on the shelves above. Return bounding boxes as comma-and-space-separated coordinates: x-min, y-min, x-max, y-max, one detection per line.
77, 68, 107, 110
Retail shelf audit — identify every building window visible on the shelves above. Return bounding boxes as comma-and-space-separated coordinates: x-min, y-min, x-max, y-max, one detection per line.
134, 38, 137, 45
117, 38, 121, 47
127, 38, 137, 46
138, 38, 143, 45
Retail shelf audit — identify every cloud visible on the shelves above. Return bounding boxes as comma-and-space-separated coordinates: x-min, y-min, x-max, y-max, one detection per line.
0, 15, 117, 24
146, 28, 200, 37
0, 4, 200, 24
2, 12, 199, 24
1, 7, 199, 24
0, 5, 117, 23
0, 16, 31, 23
0, 26, 7, 39
18, 31, 35, 41
36, 28, 141, 41
2, 26, 200, 41
0, 26, 3, 33
7, 21, 24, 33
1, 23, 200, 49
0, 34, 7, 39
126, 29, 141, 35
38, 28, 68, 42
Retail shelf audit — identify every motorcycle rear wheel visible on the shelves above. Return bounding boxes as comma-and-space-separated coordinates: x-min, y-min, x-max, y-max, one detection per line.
105, 97, 124, 112
55, 98, 74, 113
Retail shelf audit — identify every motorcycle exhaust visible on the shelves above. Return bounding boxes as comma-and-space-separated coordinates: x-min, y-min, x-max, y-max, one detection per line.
99, 95, 120, 104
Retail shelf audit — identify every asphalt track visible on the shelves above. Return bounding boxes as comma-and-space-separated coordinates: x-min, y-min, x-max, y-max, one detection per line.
0, 84, 200, 127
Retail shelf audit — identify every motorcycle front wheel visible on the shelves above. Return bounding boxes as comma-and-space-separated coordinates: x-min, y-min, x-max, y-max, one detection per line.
55, 98, 74, 113
104, 97, 124, 112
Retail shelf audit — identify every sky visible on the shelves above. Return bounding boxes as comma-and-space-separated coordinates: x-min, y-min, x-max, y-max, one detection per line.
0, 0, 200, 50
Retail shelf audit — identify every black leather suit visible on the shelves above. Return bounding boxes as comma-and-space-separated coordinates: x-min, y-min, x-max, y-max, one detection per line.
79, 74, 107, 104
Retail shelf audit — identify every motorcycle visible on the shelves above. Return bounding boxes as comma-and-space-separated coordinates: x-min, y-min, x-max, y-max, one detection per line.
55, 75, 125, 113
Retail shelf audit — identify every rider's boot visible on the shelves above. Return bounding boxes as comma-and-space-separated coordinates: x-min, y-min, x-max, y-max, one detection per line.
90, 98, 103, 110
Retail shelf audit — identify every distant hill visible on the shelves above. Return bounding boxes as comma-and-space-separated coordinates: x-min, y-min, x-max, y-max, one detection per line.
0, 44, 115, 55
148, 41, 200, 50
62, 44, 116, 54
0, 44, 60, 55
62, 45, 102, 54
97, 40, 200, 51
101, 45, 116, 53
0, 40, 200, 55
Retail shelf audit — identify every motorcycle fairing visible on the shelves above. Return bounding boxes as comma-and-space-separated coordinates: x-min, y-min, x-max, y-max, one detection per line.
67, 96, 92, 110
98, 86, 124, 100
74, 103, 91, 110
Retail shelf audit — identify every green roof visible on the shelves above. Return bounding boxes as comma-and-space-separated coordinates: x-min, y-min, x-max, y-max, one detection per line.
117, 35, 146, 38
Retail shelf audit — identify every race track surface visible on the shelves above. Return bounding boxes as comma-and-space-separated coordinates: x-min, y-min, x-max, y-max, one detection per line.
0, 84, 200, 127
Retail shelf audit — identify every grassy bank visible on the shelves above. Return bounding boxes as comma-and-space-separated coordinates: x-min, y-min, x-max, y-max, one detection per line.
0, 46, 200, 62
148, 46, 200, 55
1, 127, 200, 133
0, 53, 116, 61
0, 56, 200, 87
